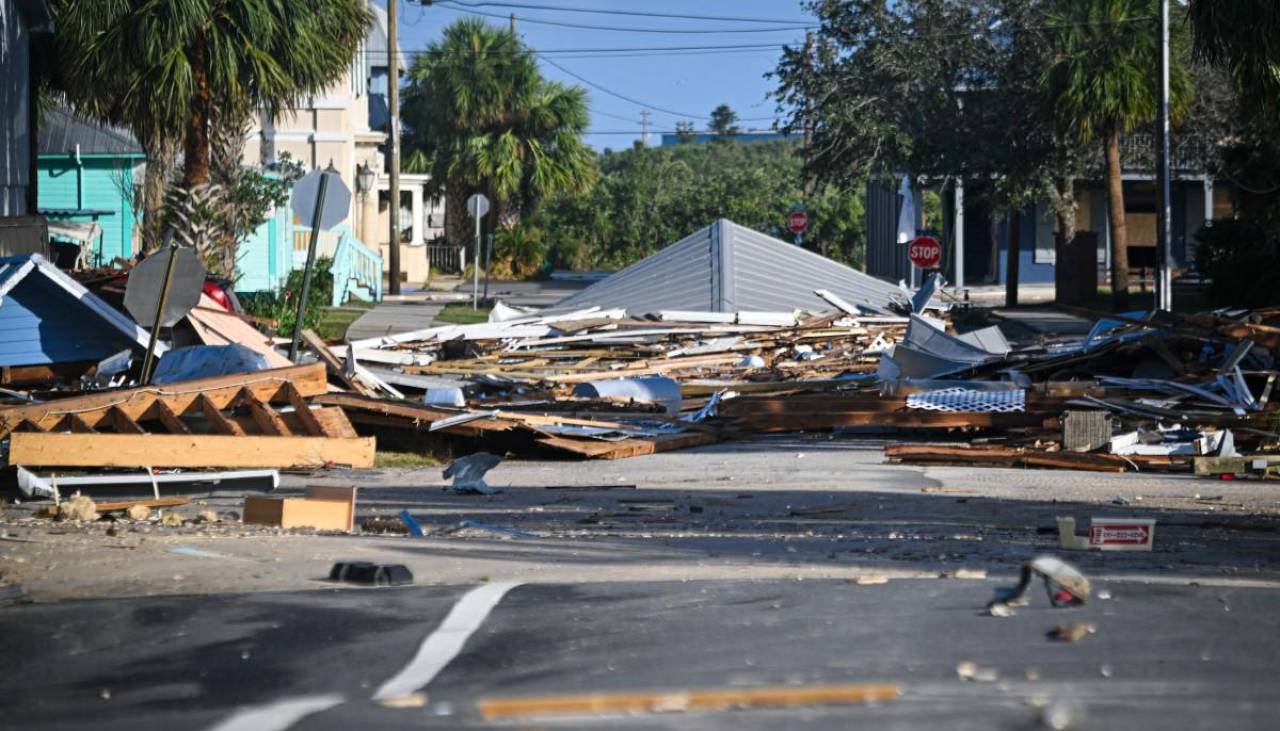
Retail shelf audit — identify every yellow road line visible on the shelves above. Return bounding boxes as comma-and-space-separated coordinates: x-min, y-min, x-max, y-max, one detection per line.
478, 683, 901, 720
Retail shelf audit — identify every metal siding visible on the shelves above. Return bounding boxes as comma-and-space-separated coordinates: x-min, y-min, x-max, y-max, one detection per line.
553, 226, 715, 314
0, 275, 134, 365
0, 0, 31, 215
727, 222, 900, 314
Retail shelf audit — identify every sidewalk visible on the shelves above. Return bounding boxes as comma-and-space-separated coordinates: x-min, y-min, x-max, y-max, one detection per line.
344, 276, 468, 341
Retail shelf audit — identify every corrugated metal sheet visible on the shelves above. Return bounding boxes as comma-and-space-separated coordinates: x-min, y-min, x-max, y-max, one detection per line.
552, 219, 902, 316
37, 107, 142, 157
866, 180, 914, 282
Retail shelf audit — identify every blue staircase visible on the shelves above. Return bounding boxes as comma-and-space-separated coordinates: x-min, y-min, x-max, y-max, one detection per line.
292, 224, 383, 306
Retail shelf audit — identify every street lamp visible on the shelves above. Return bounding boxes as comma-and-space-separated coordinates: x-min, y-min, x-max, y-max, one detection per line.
356, 162, 375, 197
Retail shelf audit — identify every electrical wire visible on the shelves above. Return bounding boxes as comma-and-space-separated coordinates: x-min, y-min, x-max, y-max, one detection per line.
435, 1, 812, 34
439, 0, 812, 25
540, 54, 773, 122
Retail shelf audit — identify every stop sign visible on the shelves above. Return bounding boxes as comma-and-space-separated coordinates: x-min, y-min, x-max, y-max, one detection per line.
787, 210, 809, 234
908, 235, 942, 268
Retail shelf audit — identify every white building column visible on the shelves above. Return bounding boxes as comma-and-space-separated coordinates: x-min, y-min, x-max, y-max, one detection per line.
954, 179, 965, 290
410, 185, 424, 245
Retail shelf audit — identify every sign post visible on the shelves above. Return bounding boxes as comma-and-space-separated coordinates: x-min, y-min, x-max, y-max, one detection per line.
126, 240, 206, 384
467, 193, 490, 309
288, 163, 351, 361
787, 207, 809, 247
907, 235, 942, 270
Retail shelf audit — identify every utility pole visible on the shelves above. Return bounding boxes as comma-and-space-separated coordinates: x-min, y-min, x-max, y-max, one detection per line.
387, 0, 401, 295
1155, 0, 1173, 311
640, 110, 650, 147
801, 31, 815, 202
510, 12, 517, 34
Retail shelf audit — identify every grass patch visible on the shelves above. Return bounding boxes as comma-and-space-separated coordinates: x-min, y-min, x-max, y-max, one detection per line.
374, 451, 441, 469
313, 302, 374, 341
435, 303, 492, 325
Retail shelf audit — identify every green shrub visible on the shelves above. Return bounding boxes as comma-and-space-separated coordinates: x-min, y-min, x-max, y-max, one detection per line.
1193, 219, 1280, 307
240, 257, 335, 334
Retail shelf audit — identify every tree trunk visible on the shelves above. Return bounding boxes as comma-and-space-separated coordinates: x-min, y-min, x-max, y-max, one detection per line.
140, 134, 177, 253
1052, 176, 1078, 304
181, 34, 211, 189
1005, 209, 1021, 307
445, 189, 470, 251
1104, 130, 1129, 310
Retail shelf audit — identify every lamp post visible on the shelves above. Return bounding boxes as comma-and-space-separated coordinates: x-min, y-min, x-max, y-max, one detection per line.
355, 162, 375, 245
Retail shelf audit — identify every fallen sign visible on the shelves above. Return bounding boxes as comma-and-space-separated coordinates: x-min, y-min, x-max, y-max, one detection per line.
1057, 516, 1156, 551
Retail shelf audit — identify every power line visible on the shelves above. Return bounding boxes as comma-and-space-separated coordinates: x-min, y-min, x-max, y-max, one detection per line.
435, 1, 812, 34
539, 54, 773, 122
439, 1, 811, 25
363, 42, 789, 56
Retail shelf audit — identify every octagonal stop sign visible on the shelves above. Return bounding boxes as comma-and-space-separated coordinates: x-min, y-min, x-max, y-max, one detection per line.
908, 235, 942, 269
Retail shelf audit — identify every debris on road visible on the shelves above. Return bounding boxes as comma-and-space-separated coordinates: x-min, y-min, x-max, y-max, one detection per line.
1057, 516, 1156, 551
989, 556, 1091, 615
443, 452, 503, 494
329, 561, 414, 586
1049, 622, 1097, 643
243, 486, 357, 532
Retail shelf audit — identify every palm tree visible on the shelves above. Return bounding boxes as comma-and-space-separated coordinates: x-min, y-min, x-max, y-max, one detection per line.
402, 18, 595, 249
1042, 0, 1190, 309
54, 0, 371, 189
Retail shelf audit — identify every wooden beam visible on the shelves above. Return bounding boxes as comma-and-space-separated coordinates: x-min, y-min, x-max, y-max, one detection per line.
301, 328, 374, 396
0, 363, 327, 436
8, 433, 376, 469
149, 401, 192, 435
284, 383, 326, 436
107, 407, 146, 434
199, 394, 245, 436
240, 390, 291, 436
56, 413, 96, 433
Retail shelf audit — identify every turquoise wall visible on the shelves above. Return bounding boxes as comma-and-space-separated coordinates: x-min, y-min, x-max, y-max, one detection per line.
236, 203, 294, 293
37, 155, 141, 264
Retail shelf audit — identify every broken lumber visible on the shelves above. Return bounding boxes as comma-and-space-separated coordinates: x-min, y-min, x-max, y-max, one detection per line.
8, 433, 375, 469
0, 363, 328, 437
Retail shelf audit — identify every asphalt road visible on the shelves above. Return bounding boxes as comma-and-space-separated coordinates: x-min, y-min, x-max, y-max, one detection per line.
3, 577, 1277, 730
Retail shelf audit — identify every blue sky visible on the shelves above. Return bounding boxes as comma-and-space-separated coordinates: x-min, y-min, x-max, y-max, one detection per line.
382, 0, 816, 150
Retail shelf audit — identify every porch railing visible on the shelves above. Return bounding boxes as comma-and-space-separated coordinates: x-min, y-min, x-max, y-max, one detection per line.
293, 224, 383, 306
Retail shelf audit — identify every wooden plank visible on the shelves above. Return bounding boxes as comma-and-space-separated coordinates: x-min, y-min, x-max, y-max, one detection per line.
95, 496, 192, 512
241, 390, 291, 436
199, 394, 245, 436
108, 407, 146, 434
285, 384, 326, 436
149, 400, 192, 435
0, 363, 328, 436
301, 328, 375, 396
478, 683, 900, 721
8, 433, 376, 469
1, 361, 98, 386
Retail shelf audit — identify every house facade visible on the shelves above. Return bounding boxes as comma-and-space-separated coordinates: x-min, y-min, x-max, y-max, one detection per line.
36, 106, 145, 265
866, 135, 1232, 288
241, 0, 443, 290
1, 0, 53, 218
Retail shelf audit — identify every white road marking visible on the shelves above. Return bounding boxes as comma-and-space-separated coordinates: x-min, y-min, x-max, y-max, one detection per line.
205, 693, 345, 731
373, 581, 522, 701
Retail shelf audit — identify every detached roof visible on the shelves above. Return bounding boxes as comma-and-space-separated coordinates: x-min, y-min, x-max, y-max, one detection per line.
0, 254, 158, 366
38, 106, 143, 157
551, 219, 902, 316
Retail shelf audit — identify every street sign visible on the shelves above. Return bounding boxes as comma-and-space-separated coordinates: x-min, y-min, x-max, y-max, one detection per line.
907, 235, 942, 269
467, 193, 490, 219
786, 210, 809, 234
124, 246, 205, 328
291, 168, 351, 231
